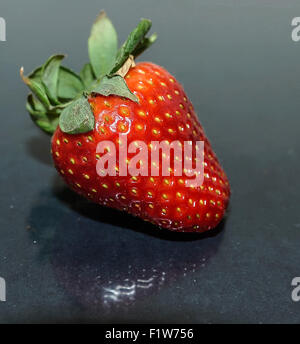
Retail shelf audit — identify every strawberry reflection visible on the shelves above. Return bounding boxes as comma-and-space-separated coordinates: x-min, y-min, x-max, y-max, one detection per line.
28, 177, 226, 315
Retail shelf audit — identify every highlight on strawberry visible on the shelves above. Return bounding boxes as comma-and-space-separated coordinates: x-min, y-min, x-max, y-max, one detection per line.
21, 10, 230, 233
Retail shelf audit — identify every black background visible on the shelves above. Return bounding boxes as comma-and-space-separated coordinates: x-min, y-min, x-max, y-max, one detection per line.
0, 0, 300, 323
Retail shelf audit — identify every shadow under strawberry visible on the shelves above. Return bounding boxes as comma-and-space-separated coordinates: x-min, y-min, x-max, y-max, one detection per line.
26, 176, 227, 322
26, 134, 53, 166
53, 179, 226, 242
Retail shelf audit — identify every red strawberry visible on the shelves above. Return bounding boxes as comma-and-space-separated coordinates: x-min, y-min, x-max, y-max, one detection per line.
21, 12, 230, 232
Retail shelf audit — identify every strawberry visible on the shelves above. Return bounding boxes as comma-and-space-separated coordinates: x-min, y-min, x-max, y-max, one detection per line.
21, 11, 230, 232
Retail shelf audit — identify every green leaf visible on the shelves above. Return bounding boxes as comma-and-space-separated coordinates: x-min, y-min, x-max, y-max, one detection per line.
28, 66, 43, 82
92, 75, 139, 103
26, 64, 84, 101
21, 68, 51, 108
80, 63, 95, 88
36, 117, 59, 134
57, 66, 84, 100
132, 33, 157, 58
42, 54, 65, 105
88, 10, 118, 78
26, 93, 47, 115
59, 96, 94, 134
109, 19, 152, 75
26, 94, 59, 134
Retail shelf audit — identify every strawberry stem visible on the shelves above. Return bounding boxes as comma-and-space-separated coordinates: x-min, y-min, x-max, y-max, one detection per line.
21, 12, 157, 135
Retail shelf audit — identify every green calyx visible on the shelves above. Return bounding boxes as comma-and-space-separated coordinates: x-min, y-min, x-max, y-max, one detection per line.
21, 11, 157, 135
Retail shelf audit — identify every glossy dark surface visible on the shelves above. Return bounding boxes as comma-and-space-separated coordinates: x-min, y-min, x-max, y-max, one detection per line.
1, 0, 300, 323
